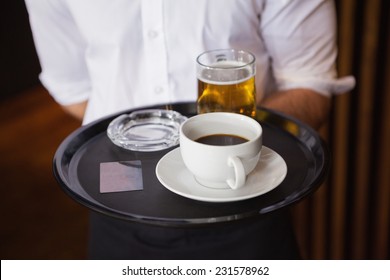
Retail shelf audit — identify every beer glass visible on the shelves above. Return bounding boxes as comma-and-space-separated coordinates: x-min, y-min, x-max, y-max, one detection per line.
196, 49, 256, 117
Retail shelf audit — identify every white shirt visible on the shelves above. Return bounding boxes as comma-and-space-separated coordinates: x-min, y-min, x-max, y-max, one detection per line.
25, 0, 354, 124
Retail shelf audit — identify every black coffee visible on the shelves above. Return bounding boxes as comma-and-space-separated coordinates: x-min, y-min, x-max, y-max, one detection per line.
195, 134, 248, 146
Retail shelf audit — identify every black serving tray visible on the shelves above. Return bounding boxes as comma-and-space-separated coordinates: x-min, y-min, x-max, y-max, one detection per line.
53, 103, 329, 227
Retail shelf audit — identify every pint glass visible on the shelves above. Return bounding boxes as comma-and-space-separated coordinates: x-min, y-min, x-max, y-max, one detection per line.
196, 49, 256, 117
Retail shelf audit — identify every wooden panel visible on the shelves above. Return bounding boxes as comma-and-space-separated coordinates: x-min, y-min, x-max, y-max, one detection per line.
351, 0, 381, 259
330, 0, 356, 259
371, 12, 390, 259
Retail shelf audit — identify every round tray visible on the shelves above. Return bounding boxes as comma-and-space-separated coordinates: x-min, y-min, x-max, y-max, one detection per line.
53, 103, 329, 227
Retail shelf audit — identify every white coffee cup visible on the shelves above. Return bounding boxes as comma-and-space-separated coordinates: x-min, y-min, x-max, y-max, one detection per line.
180, 112, 262, 190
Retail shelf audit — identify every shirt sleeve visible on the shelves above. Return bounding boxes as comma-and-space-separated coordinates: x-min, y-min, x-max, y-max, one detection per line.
260, 0, 355, 96
25, 0, 91, 105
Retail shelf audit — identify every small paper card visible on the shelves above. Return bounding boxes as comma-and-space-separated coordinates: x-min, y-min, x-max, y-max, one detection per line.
100, 161, 144, 193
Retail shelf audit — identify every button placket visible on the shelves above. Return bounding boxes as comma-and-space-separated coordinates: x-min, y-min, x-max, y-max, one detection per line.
141, 0, 169, 102
147, 30, 159, 39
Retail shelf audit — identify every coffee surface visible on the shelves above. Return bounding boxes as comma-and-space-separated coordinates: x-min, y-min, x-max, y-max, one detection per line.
195, 134, 248, 146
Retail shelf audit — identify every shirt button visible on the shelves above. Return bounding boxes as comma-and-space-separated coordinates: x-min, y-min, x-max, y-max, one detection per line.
148, 30, 159, 39
154, 86, 164, 94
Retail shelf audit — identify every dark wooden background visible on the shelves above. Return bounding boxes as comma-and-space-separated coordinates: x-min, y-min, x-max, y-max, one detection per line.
292, 0, 389, 259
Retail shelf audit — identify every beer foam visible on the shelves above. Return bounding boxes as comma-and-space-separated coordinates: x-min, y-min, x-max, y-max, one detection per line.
198, 60, 254, 85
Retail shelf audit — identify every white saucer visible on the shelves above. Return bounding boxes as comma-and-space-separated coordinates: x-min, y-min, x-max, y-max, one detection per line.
155, 146, 287, 202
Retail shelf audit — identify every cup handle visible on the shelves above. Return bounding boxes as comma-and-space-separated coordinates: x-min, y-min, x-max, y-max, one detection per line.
226, 156, 246, 190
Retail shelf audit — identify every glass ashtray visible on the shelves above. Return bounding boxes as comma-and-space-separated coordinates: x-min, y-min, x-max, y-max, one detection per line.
107, 109, 187, 152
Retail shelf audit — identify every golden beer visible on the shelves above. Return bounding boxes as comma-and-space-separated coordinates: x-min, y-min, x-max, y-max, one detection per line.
196, 50, 256, 117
